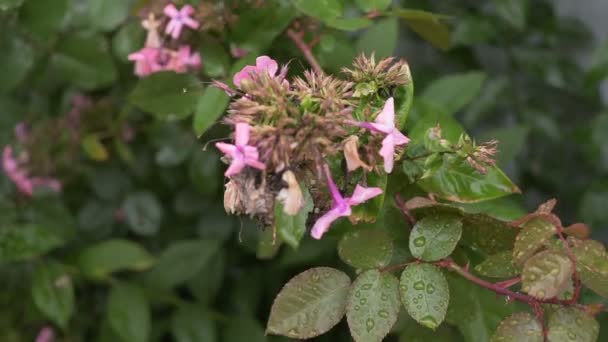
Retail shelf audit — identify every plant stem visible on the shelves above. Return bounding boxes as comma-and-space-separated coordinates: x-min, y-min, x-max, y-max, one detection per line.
286, 29, 323, 75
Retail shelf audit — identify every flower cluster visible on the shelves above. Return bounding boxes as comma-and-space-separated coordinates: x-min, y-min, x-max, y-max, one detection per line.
129, 4, 201, 77
3, 144, 61, 197
216, 55, 412, 238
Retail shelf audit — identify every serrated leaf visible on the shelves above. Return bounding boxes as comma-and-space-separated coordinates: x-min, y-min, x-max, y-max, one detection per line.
421, 72, 486, 114
275, 185, 313, 250
267, 267, 351, 339
475, 251, 521, 278
193, 86, 229, 137
130, 71, 203, 120
142, 239, 220, 289
338, 229, 393, 269
521, 250, 573, 300
409, 215, 462, 261
513, 217, 556, 265
393, 9, 450, 50
490, 312, 542, 342
122, 191, 163, 236
107, 282, 150, 342
0, 224, 65, 262
547, 307, 599, 342
171, 304, 218, 342
77, 239, 155, 278
31, 261, 74, 329
400, 264, 449, 330
346, 270, 400, 342
572, 239, 608, 298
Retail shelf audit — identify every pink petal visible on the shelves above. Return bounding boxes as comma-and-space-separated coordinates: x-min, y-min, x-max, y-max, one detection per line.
359, 121, 391, 134
180, 5, 195, 16
380, 134, 395, 173
375, 97, 395, 128
234, 123, 250, 146
310, 207, 349, 239
255, 56, 278, 77
225, 158, 246, 177
215, 142, 237, 156
182, 17, 200, 30
392, 129, 410, 146
233, 65, 257, 86
245, 158, 266, 170
35, 327, 55, 342
347, 185, 383, 206
323, 164, 346, 205
163, 4, 179, 17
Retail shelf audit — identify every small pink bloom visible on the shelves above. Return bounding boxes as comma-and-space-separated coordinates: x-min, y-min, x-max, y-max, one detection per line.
310, 165, 383, 239
359, 97, 410, 173
169, 45, 201, 73
2, 146, 61, 196
164, 4, 200, 39
233, 55, 279, 87
35, 327, 55, 342
128, 47, 161, 77
230, 45, 249, 58
215, 123, 265, 177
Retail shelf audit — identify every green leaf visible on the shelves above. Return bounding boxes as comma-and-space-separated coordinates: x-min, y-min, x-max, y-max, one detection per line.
547, 307, 599, 342
325, 17, 373, 31
356, 18, 398, 59
107, 282, 150, 342
314, 32, 356, 73
400, 264, 449, 330
82, 134, 109, 161
77, 239, 155, 279
172, 304, 218, 342
409, 215, 462, 261
189, 149, 221, 194
87, 0, 130, 31
274, 185, 313, 249
200, 40, 231, 78
267, 267, 351, 339
142, 239, 220, 289
421, 72, 487, 115
0, 224, 65, 262
31, 261, 74, 329
490, 312, 543, 342
293, 0, 342, 21
51, 33, 117, 90
572, 239, 608, 298
186, 250, 225, 304
0, 0, 23, 11
354, 0, 391, 12
193, 86, 230, 137
112, 21, 145, 62
338, 229, 393, 269
521, 250, 572, 300
0, 33, 35, 93
346, 270, 400, 342
230, 4, 295, 53
494, 0, 527, 31
256, 226, 282, 260
122, 191, 163, 236
475, 251, 521, 278
393, 9, 450, 50
478, 125, 529, 167
130, 71, 203, 120
224, 317, 267, 342
513, 217, 556, 265
19, 0, 70, 41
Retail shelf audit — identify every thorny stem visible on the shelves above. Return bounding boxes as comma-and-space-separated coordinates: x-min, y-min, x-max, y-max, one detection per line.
286, 29, 324, 75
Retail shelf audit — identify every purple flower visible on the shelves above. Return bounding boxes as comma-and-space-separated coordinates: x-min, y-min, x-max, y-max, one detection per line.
359, 97, 410, 173
233, 56, 279, 87
216, 123, 265, 177
164, 4, 200, 40
310, 165, 383, 239
35, 327, 54, 342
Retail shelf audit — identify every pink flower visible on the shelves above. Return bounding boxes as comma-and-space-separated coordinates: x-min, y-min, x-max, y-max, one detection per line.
35, 327, 54, 342
168, 45, 201, 73
2, 146, 61, 196
359, 97, 410, 173
128, 47, 161, 77
164, 4, 200, 39
230, 45, 249, 58
14, 122, 29, 143
233, 56, 278, 87
310, 165, 383, 239
215, 123, 265, 177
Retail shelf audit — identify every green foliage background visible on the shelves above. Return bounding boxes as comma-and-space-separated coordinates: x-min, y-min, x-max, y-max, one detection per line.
0, 0, 607, 341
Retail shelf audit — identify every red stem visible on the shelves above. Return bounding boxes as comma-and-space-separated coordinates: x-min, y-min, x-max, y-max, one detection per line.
286, 29, 323, 75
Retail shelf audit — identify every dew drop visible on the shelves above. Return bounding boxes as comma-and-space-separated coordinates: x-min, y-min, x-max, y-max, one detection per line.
354, 305, 360, 311
413, 237, 426, 247
378, 310, 389, 318
288, 328, 299, 336
380, 293, 388, 301
366, 318, 375, 332
355, 291, 361, 298
426, 284, 436, 294
419, 315, 438, 329
360, 298, 367, 305
567, 331, 577, 340
413, 281, 425, 290
311, 273, 320, 282
362, 283, 372, 290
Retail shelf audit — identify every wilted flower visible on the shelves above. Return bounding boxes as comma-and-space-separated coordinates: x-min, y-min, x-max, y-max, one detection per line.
163, 4, 200, 39
276, 170, 304, 215
343, 135, 372, 172
311, 165, 382, 239
216, 123, 265, 177
142, 13, 162, 48
359, 97, 410, 173
233, 56, 279, 87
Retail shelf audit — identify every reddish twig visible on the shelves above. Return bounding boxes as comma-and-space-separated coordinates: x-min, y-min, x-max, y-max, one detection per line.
286, 29, 323, 75
395, 194, 416, 227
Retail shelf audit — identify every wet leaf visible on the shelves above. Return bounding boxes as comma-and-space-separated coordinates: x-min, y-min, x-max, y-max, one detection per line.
400, 264, 449, 330
513, 217, 556, 265
267, 267, 350, 339
572, 239, 608, 298
338, 229, 393, 269
346, 270, 400, 342
475, 251, 521, 278
521, 250, 573, 300
490, 312, 542, 342
547, 307, 599, 342
409, 214, 462, 261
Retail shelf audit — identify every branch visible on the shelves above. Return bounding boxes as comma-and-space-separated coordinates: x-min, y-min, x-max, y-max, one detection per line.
286, 29, 323, 75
